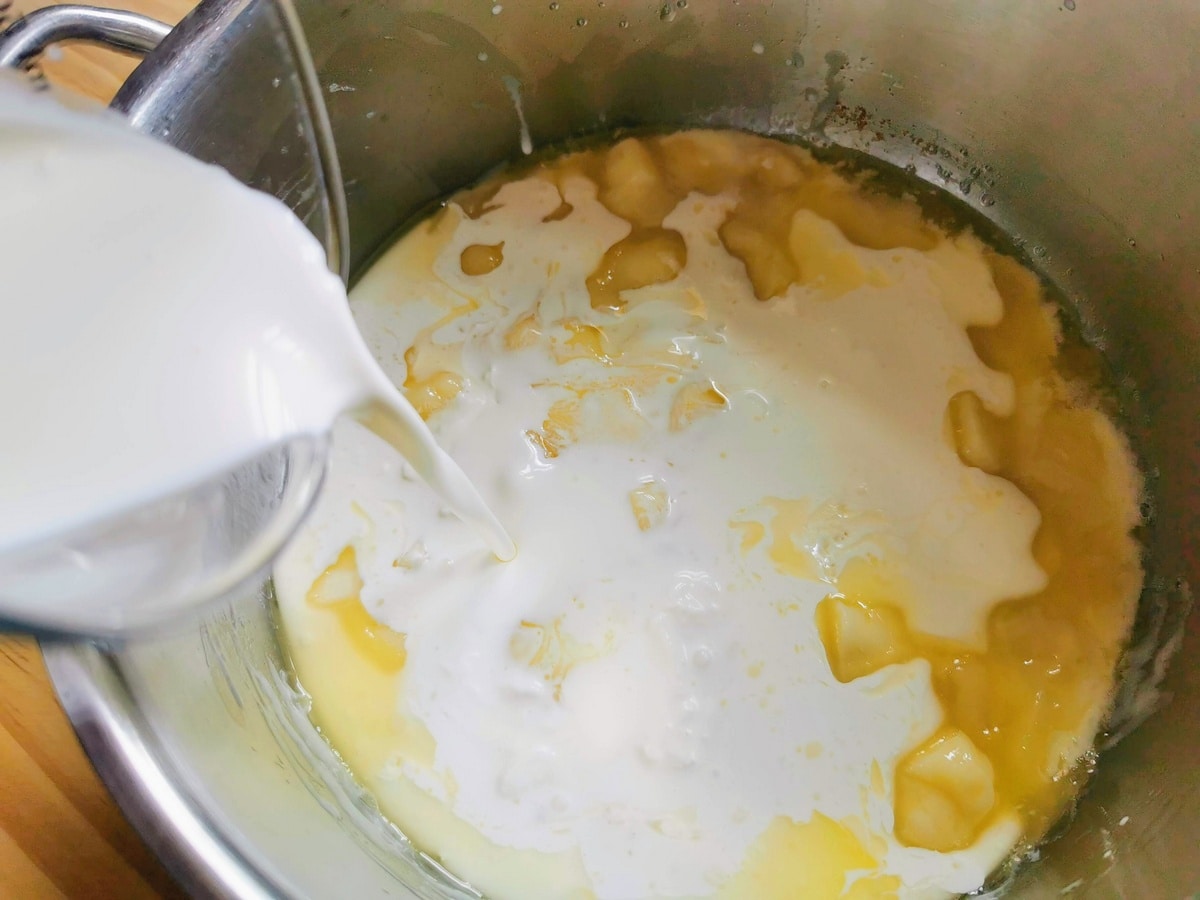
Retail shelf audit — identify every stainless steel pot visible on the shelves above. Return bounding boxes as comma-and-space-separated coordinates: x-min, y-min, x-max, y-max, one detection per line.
4, 0, 1198, 897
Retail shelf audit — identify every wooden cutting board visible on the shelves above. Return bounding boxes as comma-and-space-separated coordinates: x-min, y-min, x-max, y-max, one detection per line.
1, 2, 195, 896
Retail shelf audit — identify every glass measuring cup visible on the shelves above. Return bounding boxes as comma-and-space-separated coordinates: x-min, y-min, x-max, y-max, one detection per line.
0, 0, 354, 638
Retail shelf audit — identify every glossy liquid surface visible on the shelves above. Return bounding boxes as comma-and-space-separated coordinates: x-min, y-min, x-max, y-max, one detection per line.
275, 131, 1142, 899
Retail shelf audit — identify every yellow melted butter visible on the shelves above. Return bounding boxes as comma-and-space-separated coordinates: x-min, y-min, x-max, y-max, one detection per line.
279, 130, 1142, 899
629, 478, 671, 531
510, 617, 615, 701
807, 250, 1141, 851
300, 555, 901, 900
460, 241, 505, 276
717, 813, 901, 900
307, 546, 407, 673
292, 547, 596, 900
400, 298, 475, 421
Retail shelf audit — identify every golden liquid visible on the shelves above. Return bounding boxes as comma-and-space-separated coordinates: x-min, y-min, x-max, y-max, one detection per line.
530, 133, 1140, 856
281, 130, 1142, 896
460, 241, 505, 276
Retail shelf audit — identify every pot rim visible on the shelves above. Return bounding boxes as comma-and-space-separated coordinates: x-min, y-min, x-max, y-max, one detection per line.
44, 639, 282, 899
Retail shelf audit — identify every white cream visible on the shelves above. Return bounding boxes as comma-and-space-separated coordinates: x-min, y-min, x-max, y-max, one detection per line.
275, 167, 1057, 898
0, 77, 511, 626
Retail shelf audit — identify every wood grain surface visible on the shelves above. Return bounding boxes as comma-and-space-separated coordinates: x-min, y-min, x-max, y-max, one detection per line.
2, 1, 195, 897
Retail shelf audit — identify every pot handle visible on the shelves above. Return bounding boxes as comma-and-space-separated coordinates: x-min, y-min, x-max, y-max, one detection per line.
0, 5, 171, 69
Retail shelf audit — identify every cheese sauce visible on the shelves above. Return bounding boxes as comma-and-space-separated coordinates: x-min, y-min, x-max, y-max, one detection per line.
274, 131, 1143, 899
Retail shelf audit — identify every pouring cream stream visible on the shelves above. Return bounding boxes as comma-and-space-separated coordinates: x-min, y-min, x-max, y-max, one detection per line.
0, 77, 513, 628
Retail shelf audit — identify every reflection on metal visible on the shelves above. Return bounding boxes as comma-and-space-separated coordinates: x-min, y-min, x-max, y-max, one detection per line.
13, 0, 1200, 897
269, 0, 348, 282
0, 4, 170, 68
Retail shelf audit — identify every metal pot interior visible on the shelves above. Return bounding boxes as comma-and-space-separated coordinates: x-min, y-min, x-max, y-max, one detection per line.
49, 0, 1200, 897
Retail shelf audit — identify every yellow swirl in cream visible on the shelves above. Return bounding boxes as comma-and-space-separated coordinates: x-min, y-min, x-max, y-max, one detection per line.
274, 131, 1142, 900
